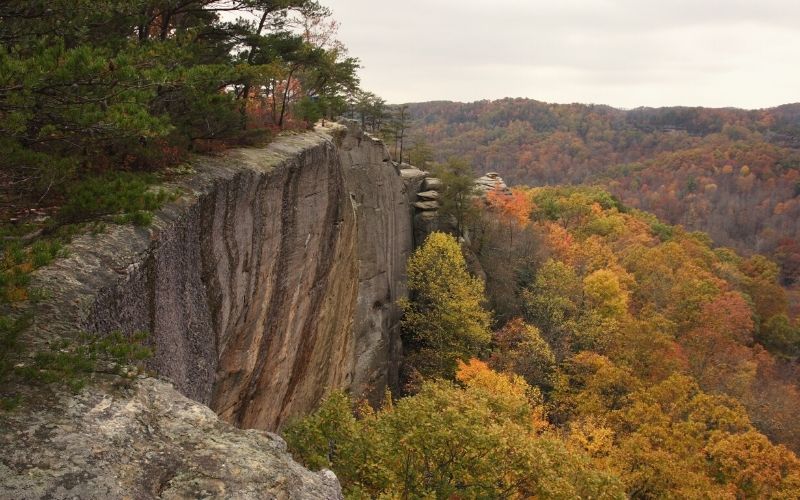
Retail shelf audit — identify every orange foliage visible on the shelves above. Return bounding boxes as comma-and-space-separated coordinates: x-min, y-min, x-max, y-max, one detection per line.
485, 187, 533, 227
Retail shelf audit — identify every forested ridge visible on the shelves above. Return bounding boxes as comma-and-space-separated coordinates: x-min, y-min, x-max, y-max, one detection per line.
288, 185, 800, 499
406, 99, 800, 288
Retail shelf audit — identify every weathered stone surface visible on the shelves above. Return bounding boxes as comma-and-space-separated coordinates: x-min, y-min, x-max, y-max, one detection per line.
33, 128, 358, 431
416, 190, 440, 200
0, 378, 342, 499
399, 166, 426, 182
475, 172, 510, 194
421, 177, 443, 191
413, 200, 440, 211
2, 123, 418, 496
338, 121, 412, 403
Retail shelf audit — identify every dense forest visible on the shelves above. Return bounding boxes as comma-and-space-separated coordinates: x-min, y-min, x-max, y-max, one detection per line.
406, 99, 800, 288
287, 185, 800, 499
0, 0, 367, 227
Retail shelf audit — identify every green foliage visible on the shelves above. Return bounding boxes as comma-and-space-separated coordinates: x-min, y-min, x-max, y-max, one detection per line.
532, 186, 625, 224
433, 158, 479, 236
286, 364, 626, 499
293, 96, 324, 126
9, 331, 152, 397
759, 314, 800, 359
407, 138, 435, 168
650, 220, 675, 241
522, 259, 581, 345
349, 90, 388, 132
1, 235, 67, 305
489, 318, 557, 391
1, 0, 363, 223
400, 232, 492, 379
58, 172, 173, 224
0, 314, 32, 383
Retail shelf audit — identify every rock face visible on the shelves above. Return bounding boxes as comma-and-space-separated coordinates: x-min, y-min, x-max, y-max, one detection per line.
337, 122, 413, 403
2, 123, 421, 497
43, 128, 362, 431
474, 172, 510, 195
0, 378, 342, 499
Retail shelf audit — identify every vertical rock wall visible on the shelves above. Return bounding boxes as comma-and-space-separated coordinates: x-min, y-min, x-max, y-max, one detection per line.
61, 124, 415, 431
2, 124, 425, 497
339, 123, 413, 402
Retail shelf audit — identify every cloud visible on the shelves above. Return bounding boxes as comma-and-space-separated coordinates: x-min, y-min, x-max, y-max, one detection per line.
324, 0, 800, 108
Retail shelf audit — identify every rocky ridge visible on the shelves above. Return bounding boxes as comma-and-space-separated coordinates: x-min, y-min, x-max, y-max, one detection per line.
1, 123, 421, 498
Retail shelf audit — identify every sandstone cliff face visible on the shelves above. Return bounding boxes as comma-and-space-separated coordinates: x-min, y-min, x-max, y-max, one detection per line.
1, 124, 419, 497
338, 123, 414, 402
59, 128, 361, 431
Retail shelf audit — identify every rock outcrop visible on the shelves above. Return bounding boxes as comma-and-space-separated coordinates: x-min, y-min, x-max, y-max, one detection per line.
35, 127, 361, 431
0, 378, 342, 499
2, 123, 420, 497
474, 172, 510, 195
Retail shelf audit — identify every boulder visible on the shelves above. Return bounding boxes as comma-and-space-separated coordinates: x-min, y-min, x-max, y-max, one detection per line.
0, 378, 343, 499
416, 190, 440, 200
413, 200, 440, 211
475, 173, 510, 195
400, 167, 427, 182
422, 177, 443, 191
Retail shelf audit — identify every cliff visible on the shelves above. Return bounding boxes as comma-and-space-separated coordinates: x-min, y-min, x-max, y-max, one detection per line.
338, 125, 414, 403
1, 123, 420, 498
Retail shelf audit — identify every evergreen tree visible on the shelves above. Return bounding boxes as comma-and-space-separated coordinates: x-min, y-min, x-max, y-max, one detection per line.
435, 158, 479, 236
0, 0, 361, 205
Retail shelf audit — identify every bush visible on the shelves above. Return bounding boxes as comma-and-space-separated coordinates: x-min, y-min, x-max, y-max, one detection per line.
58, 172, 172, 224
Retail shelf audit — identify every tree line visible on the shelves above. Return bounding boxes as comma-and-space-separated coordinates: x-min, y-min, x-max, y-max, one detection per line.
405, 98, 800, 287
0, 0, 365, 213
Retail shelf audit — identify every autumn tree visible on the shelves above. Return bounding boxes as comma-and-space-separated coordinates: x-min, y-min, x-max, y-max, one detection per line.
488, 318, 556, 391
285, 362, 626, 499
399, 232, 491, 379
485, 186, 533, 244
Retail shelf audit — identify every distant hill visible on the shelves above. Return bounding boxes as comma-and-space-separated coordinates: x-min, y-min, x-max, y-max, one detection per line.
407, 99, 800, 284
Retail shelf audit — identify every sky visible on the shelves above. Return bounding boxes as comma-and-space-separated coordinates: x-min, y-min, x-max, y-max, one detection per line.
322, 0, 800, 109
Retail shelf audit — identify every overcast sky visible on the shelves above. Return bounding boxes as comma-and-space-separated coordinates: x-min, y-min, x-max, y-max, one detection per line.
322, 0, 800, 109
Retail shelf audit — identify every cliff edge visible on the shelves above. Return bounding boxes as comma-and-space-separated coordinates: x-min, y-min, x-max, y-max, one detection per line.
1, 123, 420, 498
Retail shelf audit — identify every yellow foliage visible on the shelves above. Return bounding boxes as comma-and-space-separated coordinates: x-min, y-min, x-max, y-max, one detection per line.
568, 416, 615, 457
401, 232, 492, 378
583, 269, 629, 319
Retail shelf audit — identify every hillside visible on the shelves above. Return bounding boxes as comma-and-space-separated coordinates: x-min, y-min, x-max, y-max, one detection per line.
286, 183, 800, 498
407, 99, 800, 286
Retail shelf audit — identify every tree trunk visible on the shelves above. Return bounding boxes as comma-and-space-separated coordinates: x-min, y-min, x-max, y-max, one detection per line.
278, 68, 296, 129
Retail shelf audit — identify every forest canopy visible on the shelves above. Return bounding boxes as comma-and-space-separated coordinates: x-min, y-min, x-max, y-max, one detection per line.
406, 99, 800, 288
287, 186, 800, 499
